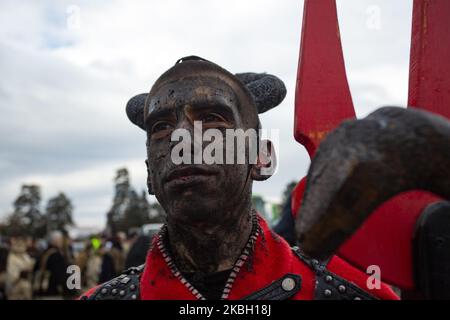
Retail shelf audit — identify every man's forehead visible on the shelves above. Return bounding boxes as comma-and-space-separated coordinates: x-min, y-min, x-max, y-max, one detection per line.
146, 77, 239, 116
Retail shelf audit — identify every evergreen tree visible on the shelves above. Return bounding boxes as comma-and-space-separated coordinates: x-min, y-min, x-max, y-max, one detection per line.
45, 192, 74, 233
122, 190, 152, 230
8, 184, 45, 237
106, 168, 167, 235
106, 168, 131, 235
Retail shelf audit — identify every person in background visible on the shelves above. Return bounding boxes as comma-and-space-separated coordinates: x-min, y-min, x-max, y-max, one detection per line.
34, 231, 69, 299
273, 194, 296, 246
99, 235, 125, 283
62, 231, 75, 268
8, 270, 32, 300
116, 232, 128, 255
26, 238, 41, 263
124, 234, 151, 270
76, 240, 102, 290
6, 236, 34, 300
0, 244, 9, 300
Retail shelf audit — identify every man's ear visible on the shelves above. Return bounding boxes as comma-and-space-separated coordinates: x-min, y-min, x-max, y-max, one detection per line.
145, 159, 154, 195
251, 139, 277, 181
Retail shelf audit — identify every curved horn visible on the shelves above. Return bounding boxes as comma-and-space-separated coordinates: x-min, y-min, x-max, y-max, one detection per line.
126, 93, 147, 130
295, 107, 450, 260
235, 73, 287, 114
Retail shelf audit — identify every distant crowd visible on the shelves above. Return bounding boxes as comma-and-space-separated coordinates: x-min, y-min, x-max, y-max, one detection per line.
0, 229, 154, 300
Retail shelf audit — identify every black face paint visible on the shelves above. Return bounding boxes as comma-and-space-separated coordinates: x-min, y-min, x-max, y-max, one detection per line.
145, 77, 256, 228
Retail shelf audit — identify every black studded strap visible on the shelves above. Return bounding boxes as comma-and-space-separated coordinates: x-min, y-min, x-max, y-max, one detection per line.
80, 265, 144, 300
292, 247, 378, 300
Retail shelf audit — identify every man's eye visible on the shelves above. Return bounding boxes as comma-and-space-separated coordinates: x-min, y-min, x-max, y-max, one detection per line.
202, 113, 225, 123
151, 122, 173, 133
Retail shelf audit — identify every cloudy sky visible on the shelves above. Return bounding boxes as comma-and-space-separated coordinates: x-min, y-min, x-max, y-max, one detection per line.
0, 0, 413, 228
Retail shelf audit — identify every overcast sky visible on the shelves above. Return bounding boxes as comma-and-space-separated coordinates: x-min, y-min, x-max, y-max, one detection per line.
0, 0, 413, 228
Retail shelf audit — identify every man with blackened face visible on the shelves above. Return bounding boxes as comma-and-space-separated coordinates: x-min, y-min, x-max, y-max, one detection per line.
80, 57, 399, 301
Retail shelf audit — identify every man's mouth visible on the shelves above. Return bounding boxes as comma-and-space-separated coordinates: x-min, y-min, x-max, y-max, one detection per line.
164, 166, 218, 184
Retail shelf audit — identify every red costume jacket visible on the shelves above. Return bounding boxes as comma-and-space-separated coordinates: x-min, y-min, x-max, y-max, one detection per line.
80, 214, 398, 300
